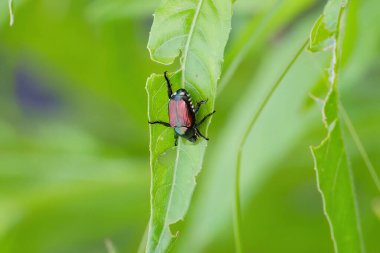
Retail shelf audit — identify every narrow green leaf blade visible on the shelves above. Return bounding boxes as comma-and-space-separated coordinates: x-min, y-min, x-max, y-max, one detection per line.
311, 91, 363, 253
146, 0, 232, 252
309, 0, 347, 51
310, 1, 365, 252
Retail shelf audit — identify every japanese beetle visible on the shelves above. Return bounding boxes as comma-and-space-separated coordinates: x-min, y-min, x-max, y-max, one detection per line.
149, 71, 215, 146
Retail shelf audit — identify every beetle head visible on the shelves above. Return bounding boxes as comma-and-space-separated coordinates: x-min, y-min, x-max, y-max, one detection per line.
182, 127, 197, 143
188, 134, 197, 143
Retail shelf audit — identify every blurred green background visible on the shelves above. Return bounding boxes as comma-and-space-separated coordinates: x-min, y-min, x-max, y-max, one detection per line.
0, 0, 379, 252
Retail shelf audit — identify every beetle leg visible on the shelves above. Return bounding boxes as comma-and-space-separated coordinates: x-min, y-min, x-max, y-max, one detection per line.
195, 128, 209, 141
194, 99, 208, 114
174, 132, 179, 146
195, 110, 216, 127
148, 121, 171, 127
164, 71, 173, 98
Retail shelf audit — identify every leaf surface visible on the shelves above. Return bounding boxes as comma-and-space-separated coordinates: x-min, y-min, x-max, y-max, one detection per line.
309, 0, 347, 52
309, 0, 365, 252
146, 0, 232, 252
310, 91, 363, 253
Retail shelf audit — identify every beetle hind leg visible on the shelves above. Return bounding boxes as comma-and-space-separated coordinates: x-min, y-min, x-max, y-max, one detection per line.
148, 121, 171, 127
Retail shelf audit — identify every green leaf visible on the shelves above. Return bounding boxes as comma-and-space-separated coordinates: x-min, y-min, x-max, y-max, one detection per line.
310, 89, 363, 253
309, 14, 335, 52
177, 23, 322, 252
309, 1, 365, 252
146, 0, 232, 252
309, 0, 347, 52
146, 73, 208, 253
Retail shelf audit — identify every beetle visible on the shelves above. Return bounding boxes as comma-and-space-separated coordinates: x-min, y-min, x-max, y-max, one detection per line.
148, 71, 215, 146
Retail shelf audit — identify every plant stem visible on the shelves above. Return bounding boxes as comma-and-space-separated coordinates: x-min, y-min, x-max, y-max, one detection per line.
105, 239, 117, 253
8, 0, 14, 26
340, 105, 380, 192
233, 146, 243, 253
233, 38, 309, 253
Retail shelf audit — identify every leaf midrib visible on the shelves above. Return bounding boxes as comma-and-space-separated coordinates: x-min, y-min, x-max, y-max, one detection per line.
181, 0, 204, 88
155, 144, 181, 251
155, 0, 205, 249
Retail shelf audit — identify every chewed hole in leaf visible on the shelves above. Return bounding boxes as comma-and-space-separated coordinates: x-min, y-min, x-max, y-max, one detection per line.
309, 14, 335, 52
169, 219, 185, 237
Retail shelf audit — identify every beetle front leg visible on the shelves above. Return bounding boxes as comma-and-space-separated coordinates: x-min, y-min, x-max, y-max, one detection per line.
148, 121, 171, 127
195, 128, 209, 141
164, 71, 173, 98
194, 99, 208, 114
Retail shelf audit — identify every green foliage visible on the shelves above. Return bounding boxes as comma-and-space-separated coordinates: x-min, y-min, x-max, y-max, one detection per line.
146, 73, 208, 252
232, 38, 308, 253
309, 0, 365, 252
310, 67, 364, 253
309, 0, 347, 52
177, 24, 323, 252
309, 15, 335, 52
311, 115, 363, 253
0, 0, 380, 253
146, 0, 232, 252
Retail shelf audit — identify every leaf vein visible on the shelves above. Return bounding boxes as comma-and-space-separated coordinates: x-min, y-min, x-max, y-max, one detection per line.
181, 0, 204, 88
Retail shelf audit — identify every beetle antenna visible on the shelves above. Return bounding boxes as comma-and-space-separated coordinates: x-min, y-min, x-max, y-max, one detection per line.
164, 71, 173, 98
